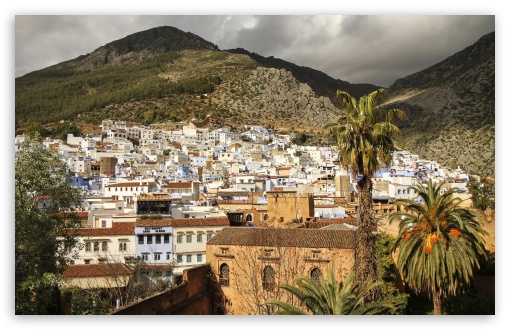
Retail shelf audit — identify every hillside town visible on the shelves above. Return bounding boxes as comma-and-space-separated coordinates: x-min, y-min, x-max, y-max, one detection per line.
14, 117, 481, 314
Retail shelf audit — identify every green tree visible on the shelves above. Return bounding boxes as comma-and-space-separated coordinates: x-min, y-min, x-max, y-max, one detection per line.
389, 179, 488, 315
323, 89, 406, 299
467, 176, 495, 211
15, 137, 83, 314
266, 270, 394, 315
376, 232, 409, 314
26, 122, 50, 138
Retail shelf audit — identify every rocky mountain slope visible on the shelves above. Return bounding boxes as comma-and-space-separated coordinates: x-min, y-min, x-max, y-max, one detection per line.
385, 32, 495, 176
15, 26, 377, 133
15, 26, 495, 176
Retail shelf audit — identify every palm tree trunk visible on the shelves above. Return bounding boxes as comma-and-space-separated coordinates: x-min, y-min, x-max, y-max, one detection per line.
431, 286, 442, 315
354, 175, 380, 301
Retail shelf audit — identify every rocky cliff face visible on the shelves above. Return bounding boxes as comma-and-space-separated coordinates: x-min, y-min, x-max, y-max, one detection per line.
15, 27, 495, 176
385, 32, 495, 176
215, 67, 340, 130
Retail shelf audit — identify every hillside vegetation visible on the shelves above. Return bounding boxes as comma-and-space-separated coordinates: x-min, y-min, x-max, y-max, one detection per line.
385, 32, 495, 176
15, 27, 495, 176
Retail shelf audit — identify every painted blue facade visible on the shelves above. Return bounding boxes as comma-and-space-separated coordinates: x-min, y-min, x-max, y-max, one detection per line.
135, 224, 174, 265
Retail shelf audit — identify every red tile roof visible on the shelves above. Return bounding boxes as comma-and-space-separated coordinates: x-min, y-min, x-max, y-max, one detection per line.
164, 182, 192, 189
207, 227, 356, 248
171, 217, 229, 227
63, 263, 132, 278
70, 222, 135, 236
135, 219, 173, 227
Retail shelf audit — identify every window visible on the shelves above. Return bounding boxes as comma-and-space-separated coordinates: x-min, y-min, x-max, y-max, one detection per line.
245, 214, 253, 222
119, 242, 127, 251
264, 213, 269, 221
310, 268, 322, 284
154, 253, 161, 261
186, 254, 192, 263
85, 242, 91, 252
164, 234, 170, 244
102, 242, 107, 251
186, 234, 192, 243
84, 259, 91, 264
154, 271, 162, 279
155, 235, 161, 244
219, 263, 230, 286
197, 234, 203, 243
207, 233, 213, 242
177, 235, 183, 243
146, 235, 153, 244
94, 242, 99, 252
166, 252, 171, 260
197, 254, 203, 263
177, 254, 183, 263
141, 254, 149, 261
262, 266, 275, 291
138, 235, 144, 244
101, 220, 107, 228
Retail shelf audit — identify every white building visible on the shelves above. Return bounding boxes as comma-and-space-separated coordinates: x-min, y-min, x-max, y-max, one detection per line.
66, 222, 136, 265
171, 217, 229, 280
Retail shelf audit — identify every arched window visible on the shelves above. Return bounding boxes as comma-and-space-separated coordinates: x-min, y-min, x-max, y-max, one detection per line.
310, 267, 322, 284
219, 263, 230, 286
264, 213, 268, 221
245, 214, 253, 222
262, 266, 275, 291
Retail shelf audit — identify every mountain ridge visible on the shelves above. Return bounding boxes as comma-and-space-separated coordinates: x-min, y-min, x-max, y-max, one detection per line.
15, 26, 495, 176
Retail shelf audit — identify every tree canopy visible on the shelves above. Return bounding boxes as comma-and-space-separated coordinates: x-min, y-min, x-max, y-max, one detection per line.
266, 270, 394, 315
389, 179, 488, 315
15, 137, 83, 314
323, 88, 406, 300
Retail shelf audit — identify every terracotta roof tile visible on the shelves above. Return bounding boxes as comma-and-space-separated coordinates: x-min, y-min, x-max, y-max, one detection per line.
164, 182, 192, 189
171, 217, 229, 227
135, 219, 173, 227
63, 263, 132, 278
207, 227, 356, 248
71, 222, 135, 236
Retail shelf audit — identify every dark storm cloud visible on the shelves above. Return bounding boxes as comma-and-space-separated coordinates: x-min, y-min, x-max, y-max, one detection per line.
15, 15, 495, 87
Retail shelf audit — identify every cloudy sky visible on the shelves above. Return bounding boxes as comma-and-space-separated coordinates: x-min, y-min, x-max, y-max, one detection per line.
14, 13, 495, 87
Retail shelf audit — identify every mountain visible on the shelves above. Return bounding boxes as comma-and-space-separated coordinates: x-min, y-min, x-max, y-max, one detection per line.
385, 31, 495, 176
15, 25, 379, 134
15, 26, 495, 176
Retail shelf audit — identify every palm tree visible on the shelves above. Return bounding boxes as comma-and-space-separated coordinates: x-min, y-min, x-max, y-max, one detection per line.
389, 179, 488, 315
324, 89, 406, 299
266, 270, 394, 315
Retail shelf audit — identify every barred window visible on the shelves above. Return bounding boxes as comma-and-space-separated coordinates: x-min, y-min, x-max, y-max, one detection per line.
310, 267, 322, 284
262, 266, 275, 291
219, 263, 230, 286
